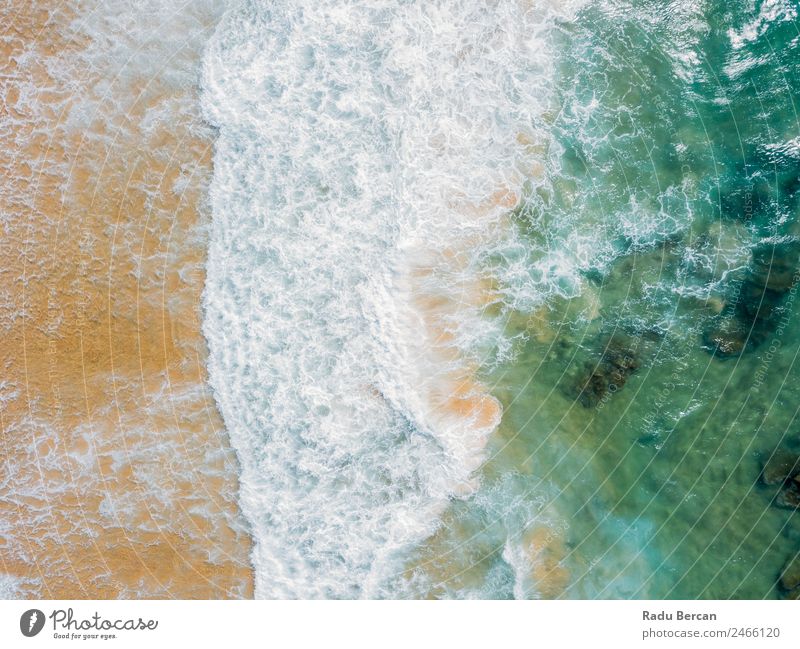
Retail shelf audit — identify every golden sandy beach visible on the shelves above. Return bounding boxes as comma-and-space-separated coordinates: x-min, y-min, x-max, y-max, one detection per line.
0, 1, 252, 598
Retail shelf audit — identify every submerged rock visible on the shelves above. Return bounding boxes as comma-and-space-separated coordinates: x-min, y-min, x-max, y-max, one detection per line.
702, 313, 749, 358
779, 554, 800, 598
775, 484, 800, 510
566, 332, 644, 408
761, 448, 800, 486
703, 238, 800, 358
720, 174, 774, 223
750, 240, 800, 293
762, 445, 800, 512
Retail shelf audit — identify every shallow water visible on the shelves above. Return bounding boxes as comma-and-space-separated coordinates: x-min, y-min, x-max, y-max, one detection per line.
398, 0, 800, 598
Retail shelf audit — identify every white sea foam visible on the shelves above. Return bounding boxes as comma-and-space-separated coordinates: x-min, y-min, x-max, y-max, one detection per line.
728, 0, 798, 50
202, 0, 586, 597
0, 573, 29, 599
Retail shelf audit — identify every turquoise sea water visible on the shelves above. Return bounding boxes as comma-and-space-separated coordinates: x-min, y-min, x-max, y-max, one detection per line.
203, 0, 800, 598
403, 0, 800, 598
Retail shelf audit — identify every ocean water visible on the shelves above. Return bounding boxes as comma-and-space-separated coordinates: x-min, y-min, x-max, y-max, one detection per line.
201, 0, 800, 598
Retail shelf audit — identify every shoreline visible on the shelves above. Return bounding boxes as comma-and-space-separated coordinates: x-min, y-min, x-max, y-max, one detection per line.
0, 2, 253, 598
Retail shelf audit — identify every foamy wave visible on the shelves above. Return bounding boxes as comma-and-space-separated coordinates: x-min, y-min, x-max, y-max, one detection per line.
0, 573, 29, 599
202, 0, 583, 597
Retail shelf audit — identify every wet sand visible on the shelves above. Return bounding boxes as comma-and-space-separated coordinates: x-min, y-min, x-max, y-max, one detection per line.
0, 2, 253, 598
